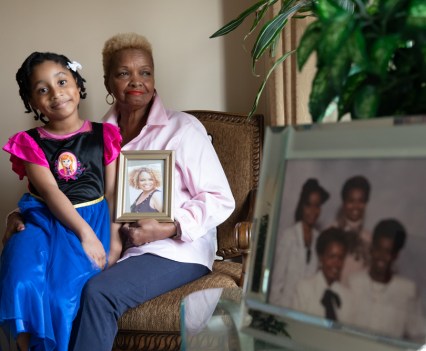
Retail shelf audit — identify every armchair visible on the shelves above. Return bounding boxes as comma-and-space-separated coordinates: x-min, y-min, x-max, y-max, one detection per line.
113, 110, 264, 351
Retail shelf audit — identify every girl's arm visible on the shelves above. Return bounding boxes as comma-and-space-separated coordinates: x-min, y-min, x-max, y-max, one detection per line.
104, 158, 122, 266
25, 161, 107, 269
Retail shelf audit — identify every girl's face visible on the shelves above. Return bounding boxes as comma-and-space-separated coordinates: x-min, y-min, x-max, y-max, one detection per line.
320, 242, 346, 285
302, 191, 322, 227
29, 61, 81, 122
343, 188, 367, 222
106, 49, 155, 111
138, 171, 155, 192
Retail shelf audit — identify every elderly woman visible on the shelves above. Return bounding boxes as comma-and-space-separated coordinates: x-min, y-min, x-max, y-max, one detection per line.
5, 33, 235, 351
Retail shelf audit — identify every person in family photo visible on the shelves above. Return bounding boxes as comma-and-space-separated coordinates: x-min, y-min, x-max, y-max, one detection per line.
291, 227, 353, 323
348, 219, 426, 342
269, 178, 330, 308
332, 175, 372, 285
128, 166, 163, 213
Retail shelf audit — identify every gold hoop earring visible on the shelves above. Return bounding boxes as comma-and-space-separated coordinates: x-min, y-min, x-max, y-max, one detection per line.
106, 93, 115, 105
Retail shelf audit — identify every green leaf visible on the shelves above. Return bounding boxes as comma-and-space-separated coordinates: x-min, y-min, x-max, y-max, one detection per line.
353, 85, 379, 119
337, 71, 367, 117
317, 14, 354, 67
282, 0, 301, 12
369, 34, 400, 77
328, 45, 352, 91
348, 26, 368, 68
407, 0, 426, 29
248, 0, 280, 37
309, 67, 338, 121
251, 1, 307, 68
297, 20, 322, 70
336, 0, 355, 12
248, 51, 295, 117
378, 0, 408, 20
316, 0, 348, 21
209, 0, 270, 38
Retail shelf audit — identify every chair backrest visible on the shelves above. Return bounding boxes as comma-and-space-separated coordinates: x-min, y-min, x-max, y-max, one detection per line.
186, 110, 264, 259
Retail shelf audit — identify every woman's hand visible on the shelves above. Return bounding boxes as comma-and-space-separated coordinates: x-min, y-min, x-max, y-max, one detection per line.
81, 234, 107, 269
120, 219, 176, 246
2, 212, 25, 245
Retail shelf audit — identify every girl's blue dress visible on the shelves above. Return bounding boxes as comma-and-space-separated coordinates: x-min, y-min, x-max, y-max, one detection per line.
0, 122, 121, 351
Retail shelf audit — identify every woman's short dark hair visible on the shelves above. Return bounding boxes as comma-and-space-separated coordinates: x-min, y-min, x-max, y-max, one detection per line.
316, 227, 348, 256
294, 178, 330, 222
16, 51, 87, 124
372, 219, 406, 254
341, 175, 371, 202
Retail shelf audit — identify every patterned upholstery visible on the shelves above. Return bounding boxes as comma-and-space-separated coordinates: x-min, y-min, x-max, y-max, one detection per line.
113, 110, 264, 351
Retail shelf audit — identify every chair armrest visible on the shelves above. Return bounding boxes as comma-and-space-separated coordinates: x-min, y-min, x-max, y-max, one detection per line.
233, 188, 257, 286
234, 188, 257, 253
234, 221, 252, 287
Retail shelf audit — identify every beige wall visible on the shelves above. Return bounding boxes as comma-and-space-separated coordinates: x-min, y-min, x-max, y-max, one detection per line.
0, 0, 265, 244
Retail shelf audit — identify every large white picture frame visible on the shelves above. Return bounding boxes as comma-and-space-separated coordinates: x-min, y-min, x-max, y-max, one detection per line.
243, 117, 426, 350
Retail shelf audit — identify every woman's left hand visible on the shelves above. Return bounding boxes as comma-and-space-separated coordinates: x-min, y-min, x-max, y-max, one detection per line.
120, 219, 177, 246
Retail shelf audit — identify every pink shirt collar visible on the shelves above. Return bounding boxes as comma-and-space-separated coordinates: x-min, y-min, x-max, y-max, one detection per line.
102, 92, 169, 128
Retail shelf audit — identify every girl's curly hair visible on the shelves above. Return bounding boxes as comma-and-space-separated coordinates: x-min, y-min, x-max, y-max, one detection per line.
16, 51, 87, 124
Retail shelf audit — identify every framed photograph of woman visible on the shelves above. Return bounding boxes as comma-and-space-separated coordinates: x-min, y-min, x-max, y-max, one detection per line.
115, 150, 175, 222
243, 117, 426, 351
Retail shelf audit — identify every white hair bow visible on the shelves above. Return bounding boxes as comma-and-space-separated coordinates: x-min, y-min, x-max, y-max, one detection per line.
67, 61, 82, 72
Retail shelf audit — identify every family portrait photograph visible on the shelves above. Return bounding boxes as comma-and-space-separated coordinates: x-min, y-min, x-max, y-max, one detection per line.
268, 157, 426, 345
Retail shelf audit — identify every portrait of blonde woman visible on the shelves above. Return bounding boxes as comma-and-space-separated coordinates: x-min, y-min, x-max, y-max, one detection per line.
128, 166, 163, 213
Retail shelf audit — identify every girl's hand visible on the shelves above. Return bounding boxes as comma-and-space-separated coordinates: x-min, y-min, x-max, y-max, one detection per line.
3, 212, 25, 245
81, 234, 107, 269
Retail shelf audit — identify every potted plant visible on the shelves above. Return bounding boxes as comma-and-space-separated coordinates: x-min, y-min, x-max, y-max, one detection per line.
210, 0, 317, 116
297, 0, 426, 121
211, 0, 426, 121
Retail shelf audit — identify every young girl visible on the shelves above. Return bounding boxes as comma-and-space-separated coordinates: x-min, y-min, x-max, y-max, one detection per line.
0, 52, 122, 351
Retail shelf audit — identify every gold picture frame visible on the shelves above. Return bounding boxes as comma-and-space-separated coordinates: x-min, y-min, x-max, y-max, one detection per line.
115, 150, 174, 222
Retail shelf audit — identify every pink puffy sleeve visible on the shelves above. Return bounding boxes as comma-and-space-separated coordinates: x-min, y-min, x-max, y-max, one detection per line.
2, 131, 49, 180
103, 122, 122, 165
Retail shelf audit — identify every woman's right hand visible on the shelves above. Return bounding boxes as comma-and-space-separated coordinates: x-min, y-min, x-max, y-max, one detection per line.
2, 211, 25, 245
